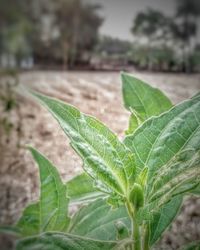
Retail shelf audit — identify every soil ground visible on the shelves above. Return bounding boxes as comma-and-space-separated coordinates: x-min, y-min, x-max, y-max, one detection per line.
0, 71, 200, 249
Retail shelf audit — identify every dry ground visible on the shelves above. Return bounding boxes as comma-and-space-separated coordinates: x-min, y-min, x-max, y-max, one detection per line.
0, 71, 200, 249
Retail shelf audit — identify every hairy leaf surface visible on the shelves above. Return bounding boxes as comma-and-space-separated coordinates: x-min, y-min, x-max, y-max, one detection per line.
125, 95, 200, 184
149, 196, 182, 245
148, 149, 200, 203
16, 232, 118, 250
16, 148, 70, 236
122, 72, 172, 122
69, 199, 130, 241
125, 93, 200, 241
67, 173, 105, 204
32, 92, 136, 195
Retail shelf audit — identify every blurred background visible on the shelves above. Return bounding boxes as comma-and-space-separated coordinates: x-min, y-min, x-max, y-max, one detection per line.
0, 0, 200, 72
0, 0, 200, 249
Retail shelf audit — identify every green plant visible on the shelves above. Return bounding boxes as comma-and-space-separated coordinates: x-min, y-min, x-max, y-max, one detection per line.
0, 69, 23, 146
1, 73, 200, 250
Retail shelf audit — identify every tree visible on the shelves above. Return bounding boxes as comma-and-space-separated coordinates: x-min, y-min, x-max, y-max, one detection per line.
131, 8, 172, 46
174, 0, 200, 46
176, 0, 200, 22
0, 0, 32, 67
171, 0, 200, 71
0, 0, 103, 69
55, 0, 103, 69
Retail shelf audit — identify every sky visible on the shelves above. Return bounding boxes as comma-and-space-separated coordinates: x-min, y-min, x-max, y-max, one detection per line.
85, 0, 176, 41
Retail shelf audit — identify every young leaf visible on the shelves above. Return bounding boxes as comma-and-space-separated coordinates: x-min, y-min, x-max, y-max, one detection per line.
121, 72, 173, 121
125, 110, 144, 135
129, 183, 144, 210
31, 91, 136, 196
16, 232, 118, 250
67, 173, 105, 205
69, 199, 130, 241
16, 148, 70, 236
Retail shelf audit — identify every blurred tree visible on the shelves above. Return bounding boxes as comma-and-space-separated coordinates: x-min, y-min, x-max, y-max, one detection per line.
0, 0, 103, 69
55, 0, 103, 69
172, 0, 200, 45
187, 45, 200, 72
0, 0, 32, 67
176, 0, 200, 32
95, 36, 132, 56
131, 8, 172, 46
131, 2, 200, 72
171, 0, 200, 71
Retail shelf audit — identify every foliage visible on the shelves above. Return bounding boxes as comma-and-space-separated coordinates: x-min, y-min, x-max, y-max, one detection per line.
54, 0, 103, 68
0, 69, 22, 146
131, 0, 200, 72
95, 36, 132, 57
0, 0, 103, 68
1, 73, 200, 250
132, 8, 172, 44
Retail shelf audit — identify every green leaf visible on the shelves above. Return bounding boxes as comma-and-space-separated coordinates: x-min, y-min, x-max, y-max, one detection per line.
121, 72, 173, 121
125, 110, 144, 135
31, 91, 136, 196
129, 183, 144, 210
125, 93, 200, 185
125, 93, 200, 224
147, 149, 200, 204
149, 196, 182, 245
181, 241, 200, 250
69, 199, 130, 241
16, 232, 118, 250
67, 173, 105, 205
190, 183, 200, 195
16, 148, 70, 236
0, 225, 21, 236
16, 203, 40, 236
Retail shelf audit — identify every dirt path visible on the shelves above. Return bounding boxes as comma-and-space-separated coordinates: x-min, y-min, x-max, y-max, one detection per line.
0, 71, 200, 249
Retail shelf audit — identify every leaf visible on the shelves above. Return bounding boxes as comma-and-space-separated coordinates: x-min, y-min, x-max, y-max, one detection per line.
147, 149, 200, 204
16, 148, 70, 236
125, 95, 200, 238
31, 91, 136, 196
125, 110, 144, 135
149, 196, 182, 246
67, 173, 105, 205
0, 225, 21, 236
69, 199, 130, 241
121, 72, 172, 121
16, 203, 40, 236
129, 183, 144, 210
125, 93, 200, 185
125, 93, 200, 224
16, 232, 118, 250
190, 183, 200, 195
181, 241, 200, 250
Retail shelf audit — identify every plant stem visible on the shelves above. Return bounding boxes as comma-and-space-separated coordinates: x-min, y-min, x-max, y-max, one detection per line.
143, 224, 150, 250
126, 202, 141, 250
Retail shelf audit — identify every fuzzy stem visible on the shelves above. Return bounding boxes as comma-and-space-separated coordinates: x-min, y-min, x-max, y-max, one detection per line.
143, 224, 150, 250
126, 202, 141, 250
